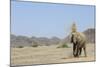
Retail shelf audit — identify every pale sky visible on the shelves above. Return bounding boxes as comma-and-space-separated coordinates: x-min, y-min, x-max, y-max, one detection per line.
11, 1, 95, 38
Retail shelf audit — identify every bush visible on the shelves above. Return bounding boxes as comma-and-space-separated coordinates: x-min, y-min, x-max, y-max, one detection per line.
57, 43, 69, 48
62, 43, 69, 48
32, 44, 38, 47
18, 46, 24, 48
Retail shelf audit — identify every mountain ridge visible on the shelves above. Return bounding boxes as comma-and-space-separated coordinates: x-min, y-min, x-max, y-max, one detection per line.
11, 28, 95, 47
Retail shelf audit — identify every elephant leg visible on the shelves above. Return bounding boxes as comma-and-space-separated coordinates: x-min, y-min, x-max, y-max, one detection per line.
73, 43, 77, 57
77, 48, 79, 57
83, 46, 87, 57
79, 48, 82, 55
76, 45, 80, 57
73, 44, 75, 57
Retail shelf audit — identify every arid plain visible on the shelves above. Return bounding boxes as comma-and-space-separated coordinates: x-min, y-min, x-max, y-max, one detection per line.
11, 43, 95, 66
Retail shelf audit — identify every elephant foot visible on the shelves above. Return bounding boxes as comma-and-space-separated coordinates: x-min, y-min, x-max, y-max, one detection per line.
73, 54, 80, 58
73, 55, 78, 57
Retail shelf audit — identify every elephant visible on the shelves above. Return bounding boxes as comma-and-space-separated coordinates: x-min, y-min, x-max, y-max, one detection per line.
71, 32, 87, 57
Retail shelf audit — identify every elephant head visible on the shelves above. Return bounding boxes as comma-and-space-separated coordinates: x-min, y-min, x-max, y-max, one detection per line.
71, 33, 78, 44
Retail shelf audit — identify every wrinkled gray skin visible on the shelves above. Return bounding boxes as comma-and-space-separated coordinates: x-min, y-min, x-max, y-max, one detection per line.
71, 32, 87, 57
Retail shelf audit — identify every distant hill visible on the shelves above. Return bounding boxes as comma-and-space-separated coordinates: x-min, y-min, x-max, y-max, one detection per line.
11, 35, 61, 47
11, 28, 95, 47
83, 28, 95, 43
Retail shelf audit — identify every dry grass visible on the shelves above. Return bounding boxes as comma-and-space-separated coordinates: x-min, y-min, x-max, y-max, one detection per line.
11, 44, 95, 66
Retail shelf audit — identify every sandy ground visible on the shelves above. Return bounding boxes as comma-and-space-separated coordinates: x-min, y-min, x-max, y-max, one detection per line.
11, 44, 95, 66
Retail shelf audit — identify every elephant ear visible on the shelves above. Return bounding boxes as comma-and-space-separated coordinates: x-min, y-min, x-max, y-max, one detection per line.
75, 32, 86, 44
70, 33, 74, 43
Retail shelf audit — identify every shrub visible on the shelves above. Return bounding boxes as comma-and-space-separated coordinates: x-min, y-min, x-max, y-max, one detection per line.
57, 43, 69, 48
32, 44, 38, 47
18, 46, 24, 48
